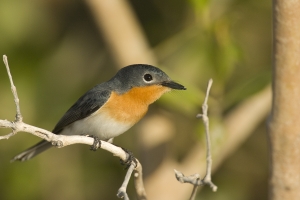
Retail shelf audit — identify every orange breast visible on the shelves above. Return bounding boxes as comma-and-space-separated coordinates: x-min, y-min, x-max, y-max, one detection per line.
99, 85, 170, 125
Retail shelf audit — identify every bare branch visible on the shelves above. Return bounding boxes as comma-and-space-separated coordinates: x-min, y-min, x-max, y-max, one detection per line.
1, 118, 137, 198
0, 55, 146, 200
117, 163, 137, 200
197, 79, 217, 192
3, 55, 22, 122
146, 85, 271, 200
175, 79, 217, 199
134, 164, 147, 200
190, 185, 199, 200
174, 169, 201, 185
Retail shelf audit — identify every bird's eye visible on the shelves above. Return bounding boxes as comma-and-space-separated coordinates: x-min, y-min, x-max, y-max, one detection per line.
143, 74, 153, 82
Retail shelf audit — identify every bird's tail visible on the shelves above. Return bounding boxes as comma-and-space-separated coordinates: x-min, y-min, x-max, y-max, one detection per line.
11, 140, 53, 162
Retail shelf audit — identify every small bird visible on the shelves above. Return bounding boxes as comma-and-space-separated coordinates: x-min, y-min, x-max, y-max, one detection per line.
12, 64, 186, 162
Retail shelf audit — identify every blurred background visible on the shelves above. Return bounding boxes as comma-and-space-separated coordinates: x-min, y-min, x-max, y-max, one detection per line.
0, 0, 271, 199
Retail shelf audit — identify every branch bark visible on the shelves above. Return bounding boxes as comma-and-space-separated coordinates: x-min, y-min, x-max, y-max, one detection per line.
268, 0, 300, 199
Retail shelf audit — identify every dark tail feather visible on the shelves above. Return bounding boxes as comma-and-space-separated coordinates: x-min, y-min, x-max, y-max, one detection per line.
11, 140, 53, 162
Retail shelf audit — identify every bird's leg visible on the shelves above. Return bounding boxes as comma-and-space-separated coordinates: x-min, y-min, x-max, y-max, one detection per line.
120, 147, 137, 169
90, 135, 101, 151
82, 135, 101, 151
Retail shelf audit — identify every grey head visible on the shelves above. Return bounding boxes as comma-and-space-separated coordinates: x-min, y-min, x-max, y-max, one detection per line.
109, 64, 186, 94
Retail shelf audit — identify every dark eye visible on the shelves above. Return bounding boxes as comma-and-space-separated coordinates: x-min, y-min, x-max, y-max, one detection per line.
143, 74, 153, 82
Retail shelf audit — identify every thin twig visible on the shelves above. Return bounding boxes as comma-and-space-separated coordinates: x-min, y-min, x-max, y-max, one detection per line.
190, 185, 199, 200
197, 79, 217, 192
117, 163, 137, 200
174, 79, 217, 200
134, 164, 147, 200
174, 169, 201, 185
3, 55, 22, 122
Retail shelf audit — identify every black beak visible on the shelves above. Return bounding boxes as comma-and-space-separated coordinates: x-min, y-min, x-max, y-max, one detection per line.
161, 81, 186, 90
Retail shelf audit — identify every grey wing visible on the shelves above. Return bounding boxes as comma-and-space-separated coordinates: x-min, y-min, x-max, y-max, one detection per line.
52, 89, 111, 134
11, 87, 111, 162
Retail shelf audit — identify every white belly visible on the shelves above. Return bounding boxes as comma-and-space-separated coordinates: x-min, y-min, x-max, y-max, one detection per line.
59, 112, 133, 141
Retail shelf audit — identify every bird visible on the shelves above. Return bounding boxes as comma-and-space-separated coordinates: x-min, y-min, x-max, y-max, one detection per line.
12, 64, 186, 162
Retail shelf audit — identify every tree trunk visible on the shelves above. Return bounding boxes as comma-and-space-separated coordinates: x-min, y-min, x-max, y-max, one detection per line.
268, 0, 300, 199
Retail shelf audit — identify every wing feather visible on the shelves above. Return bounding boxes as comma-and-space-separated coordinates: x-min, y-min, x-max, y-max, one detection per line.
52, 88, 111, 134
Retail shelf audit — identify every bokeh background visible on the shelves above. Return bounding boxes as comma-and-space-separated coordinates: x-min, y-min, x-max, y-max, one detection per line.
0, 0, 271, 199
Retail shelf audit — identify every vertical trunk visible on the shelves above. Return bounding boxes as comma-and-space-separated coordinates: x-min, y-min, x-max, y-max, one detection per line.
268, 0, 300, 199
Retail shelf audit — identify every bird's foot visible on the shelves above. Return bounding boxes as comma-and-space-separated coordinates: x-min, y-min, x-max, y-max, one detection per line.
120, 147, 137, 169
84, 135, 101, 151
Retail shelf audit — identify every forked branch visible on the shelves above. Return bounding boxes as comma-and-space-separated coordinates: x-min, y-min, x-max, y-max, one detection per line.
174, 79, 217, 200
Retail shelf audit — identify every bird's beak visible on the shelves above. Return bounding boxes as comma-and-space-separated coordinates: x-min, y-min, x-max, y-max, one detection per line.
161, 81, 186, 90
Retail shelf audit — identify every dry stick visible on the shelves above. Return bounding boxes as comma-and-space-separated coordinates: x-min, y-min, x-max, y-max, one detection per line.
197, 79, 217, 191
190, 184, 199, 200
134, 164, 147, 200
0, 55, 22, 140
3, 55, 22, 122
174, 79, 217, 200
117, 163, 137, 200
0, 55, 145, 200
